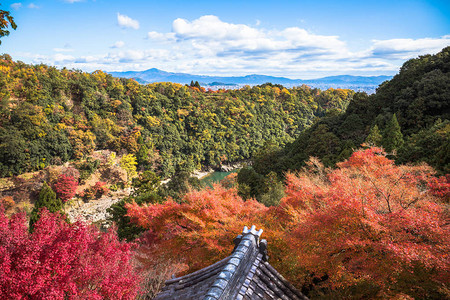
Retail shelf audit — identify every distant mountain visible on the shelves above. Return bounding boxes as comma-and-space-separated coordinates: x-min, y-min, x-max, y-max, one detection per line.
248, 46, 450, 176
302, 75, 391, 85
108, 68, 392, 92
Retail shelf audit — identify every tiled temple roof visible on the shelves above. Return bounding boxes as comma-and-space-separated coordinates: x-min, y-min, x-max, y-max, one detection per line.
154, 226, 308, 300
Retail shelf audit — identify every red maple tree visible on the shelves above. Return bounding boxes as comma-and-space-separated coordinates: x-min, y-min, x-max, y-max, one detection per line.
427, 174, 450, 202
53, 174, 78, 202
0, 208, 141, 299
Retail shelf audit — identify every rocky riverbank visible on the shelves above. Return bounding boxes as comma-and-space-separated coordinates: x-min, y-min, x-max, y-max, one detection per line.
65, 188, 131, 228
65, 161, 246, 228
192, 161, 247, 178
217, 160, 249, 172
191, 168, 214, 179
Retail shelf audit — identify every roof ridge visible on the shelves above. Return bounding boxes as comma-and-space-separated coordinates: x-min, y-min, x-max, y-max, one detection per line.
153, 225, 307, 299
203, 225, 262, 300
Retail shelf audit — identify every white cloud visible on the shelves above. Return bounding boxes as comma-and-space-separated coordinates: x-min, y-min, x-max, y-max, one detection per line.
172, 15, 262, 41
53, 48, 74, 52
16, 16, 449, 78
147, 31, 176, 41
107, 49, 171, 64
110, 41, 125, 48
166, 15, 348, 60
369, 36, 450, 59
20, 47, 398, 78
11, 3, 22, 10
117, 13, 140, 30
53, 53, 75, 63
64, 0, 83, 3
28, 3, 39, 9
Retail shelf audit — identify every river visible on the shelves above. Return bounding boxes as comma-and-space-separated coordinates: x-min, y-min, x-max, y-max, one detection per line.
200, 170, 238, 187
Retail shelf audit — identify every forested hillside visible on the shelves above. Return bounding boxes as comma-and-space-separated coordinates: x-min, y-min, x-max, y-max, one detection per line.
1, 48, 449, 300
240, 47, 450, 200
0, 54, 354, 178
1, 2, 449, 299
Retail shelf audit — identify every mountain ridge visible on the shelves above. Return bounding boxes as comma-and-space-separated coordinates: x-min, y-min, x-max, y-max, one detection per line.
108, 68, 392, 89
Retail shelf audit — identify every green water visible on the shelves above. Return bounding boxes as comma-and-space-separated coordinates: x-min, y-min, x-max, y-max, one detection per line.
200, 170, 238, 187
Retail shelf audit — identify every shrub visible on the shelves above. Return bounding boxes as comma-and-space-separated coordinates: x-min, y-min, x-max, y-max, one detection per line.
75, 157, 100, 182
79, 181, 109, 202
0, 196, 15, 214
427, 174, 450, 202
93, 181, 109, 198
61, 166, 80, 182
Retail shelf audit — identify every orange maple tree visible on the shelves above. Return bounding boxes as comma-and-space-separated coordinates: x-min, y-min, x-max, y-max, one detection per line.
126, 183, 267, 271
126, 148, 449, 298
273, 148, 449, 297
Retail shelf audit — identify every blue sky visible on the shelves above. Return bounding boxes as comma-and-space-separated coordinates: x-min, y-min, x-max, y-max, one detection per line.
1, 0, 449, 78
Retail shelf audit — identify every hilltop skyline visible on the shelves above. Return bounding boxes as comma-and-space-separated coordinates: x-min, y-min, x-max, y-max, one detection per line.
2, 0, 449, 78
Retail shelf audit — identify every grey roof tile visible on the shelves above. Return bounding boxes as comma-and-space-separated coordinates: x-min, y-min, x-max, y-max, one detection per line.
153, 226, 308, 300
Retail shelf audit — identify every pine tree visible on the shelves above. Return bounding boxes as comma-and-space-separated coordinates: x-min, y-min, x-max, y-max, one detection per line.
382, 114, 404, 152
30, 182, 63, 229
136, 144, 149, 168
365, 124, 383, 146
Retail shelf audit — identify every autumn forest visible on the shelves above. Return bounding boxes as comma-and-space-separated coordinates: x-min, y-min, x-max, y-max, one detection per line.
0, 7, 449, 299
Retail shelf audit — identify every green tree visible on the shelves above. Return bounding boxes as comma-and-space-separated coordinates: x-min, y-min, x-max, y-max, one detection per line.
382, 114, 404, 152
0, 7, 17, 44
305, 124, 341, 166
190, 80, 201, 88
397, 119, 450, 174
260, 171, 285, 207
131, 170, 160, 197
365, 124, 383, 146
158, 165, 204, 201
120, 154, 137, 181
29, 182, 63, 229
252, 141, 281, 176
108, 171, 163, 241
237, 166, 265, 200
136, 143, 149, 169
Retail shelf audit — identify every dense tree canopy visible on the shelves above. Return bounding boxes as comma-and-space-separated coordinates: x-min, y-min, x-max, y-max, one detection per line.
242, 47, 450, 196
0, 55, 354, 178
126, 148, 449, 299
126, 183, 267, 270
0, 44, 449, 300
273, 149, 449, 298
0, 208, 141, 299
0, 1, 449, 296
